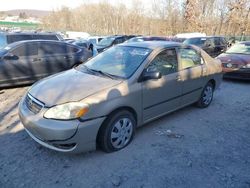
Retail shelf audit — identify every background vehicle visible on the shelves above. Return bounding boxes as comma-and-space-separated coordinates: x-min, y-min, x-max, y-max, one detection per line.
216, 41, 250, 80
19, 41, 222, 154
65, 39, 95, 55
96, 35, 129, 53
183, 36, 227, 57
0, 31, 63, 48
0, 40, 92, 87
126, 36, 172, 43
87, 36, 104, 46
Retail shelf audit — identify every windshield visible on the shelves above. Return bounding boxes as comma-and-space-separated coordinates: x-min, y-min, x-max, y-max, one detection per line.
97, 37, 115, 47
0, 34, 7, 49
226, 43, 250, 55
183, 38, 206, 46
80, 46, 152, 79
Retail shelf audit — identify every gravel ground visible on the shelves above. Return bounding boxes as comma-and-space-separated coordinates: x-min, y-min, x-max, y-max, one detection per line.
0, 79, 250, 188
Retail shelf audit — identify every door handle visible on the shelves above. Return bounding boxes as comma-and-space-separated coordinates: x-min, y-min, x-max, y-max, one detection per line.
32, 58, 41, 62
64, 56, 73, 59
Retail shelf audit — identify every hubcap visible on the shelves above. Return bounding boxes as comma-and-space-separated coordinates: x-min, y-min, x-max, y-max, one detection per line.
202, 85, 213, 105
110, 118, 133, 149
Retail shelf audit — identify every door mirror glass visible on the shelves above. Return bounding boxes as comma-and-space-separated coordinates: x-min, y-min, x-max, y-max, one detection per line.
142, 69, 162, 81
4, 53, 19, 60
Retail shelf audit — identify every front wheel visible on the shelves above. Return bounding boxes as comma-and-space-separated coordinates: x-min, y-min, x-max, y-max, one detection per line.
197, 82, 214, 108
98, 110, 136, 153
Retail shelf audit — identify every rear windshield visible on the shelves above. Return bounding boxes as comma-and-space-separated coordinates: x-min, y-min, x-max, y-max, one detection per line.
184, 38, 206, 46
0, 34, 7, 48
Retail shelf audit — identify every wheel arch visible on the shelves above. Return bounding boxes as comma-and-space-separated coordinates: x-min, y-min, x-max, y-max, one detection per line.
208, 79, 216, 90
96, 106, 137, 145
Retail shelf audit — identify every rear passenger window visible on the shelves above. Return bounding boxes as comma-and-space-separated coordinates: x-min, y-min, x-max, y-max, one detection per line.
11, 43, 38, 57
33, 35, 58, 40
148, 49, 178, 76
220, 38, 227, 45
179, 48, 202, 69
7, 35, 32, 43
114, 38, 124, 45
214, 38, 221, 45
67, 45, 80, 54
39, 43, 67, 55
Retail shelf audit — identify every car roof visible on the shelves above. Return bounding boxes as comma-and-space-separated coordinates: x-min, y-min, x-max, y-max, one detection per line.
186, 36, 225, 39
2, 32, 59, 36
5, 40, 71, 48
120, 41, 183, 49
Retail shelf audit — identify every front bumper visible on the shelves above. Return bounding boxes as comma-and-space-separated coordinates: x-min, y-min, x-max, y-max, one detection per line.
223, 68, 250, 80
19, 96, 105, 153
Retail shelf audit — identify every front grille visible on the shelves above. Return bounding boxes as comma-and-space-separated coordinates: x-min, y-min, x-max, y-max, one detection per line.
25, 94, 44, 114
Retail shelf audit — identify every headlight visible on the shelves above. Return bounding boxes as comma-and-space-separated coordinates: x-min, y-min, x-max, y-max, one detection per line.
242, 64, 250, 68
44, 102, 89, 120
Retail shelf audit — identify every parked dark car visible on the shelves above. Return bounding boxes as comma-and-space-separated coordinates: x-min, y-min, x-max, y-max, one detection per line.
216, 41, 250, 80
0, 31, 63, 48
0, 40, 92, 88
183, 36, 227, 57
96, 35, 129, 53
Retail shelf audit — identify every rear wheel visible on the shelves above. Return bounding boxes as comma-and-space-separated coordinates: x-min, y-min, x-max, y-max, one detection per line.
98, 110, 136, 153
197, 82, 214, 108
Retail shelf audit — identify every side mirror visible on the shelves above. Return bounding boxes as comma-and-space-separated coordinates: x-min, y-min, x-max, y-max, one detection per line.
141, 68, 162, 81
4, 53, 19, 60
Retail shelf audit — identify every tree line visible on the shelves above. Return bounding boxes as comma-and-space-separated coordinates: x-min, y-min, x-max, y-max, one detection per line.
41, 0, 250, 37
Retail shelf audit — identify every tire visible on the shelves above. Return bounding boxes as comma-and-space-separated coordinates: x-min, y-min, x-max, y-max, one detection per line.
98, 110, 136, 153
196, 82, 214, 108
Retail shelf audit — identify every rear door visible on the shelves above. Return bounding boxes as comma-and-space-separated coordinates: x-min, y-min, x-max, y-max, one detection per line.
38, 42, 69, 75
177, 47, 205, 106
0, 42, 39, 84
142, 48, 182, 122
66, 44, 85, 66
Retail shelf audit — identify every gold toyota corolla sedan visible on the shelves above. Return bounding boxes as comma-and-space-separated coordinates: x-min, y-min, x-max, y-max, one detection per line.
19, 41, 222, 153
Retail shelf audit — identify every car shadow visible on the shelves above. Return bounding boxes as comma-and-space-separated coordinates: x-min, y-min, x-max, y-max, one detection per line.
223, 78, 250, 84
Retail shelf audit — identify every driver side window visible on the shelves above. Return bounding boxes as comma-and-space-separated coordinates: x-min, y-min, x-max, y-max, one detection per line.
10, 43, 38, 57
147, 48, 178, 76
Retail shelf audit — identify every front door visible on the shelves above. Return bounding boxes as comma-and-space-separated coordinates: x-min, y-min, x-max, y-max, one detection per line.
142, 48, 182, 122
0, 42, 39, 85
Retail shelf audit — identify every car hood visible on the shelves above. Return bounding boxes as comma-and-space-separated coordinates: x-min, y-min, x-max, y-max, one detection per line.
29, 69, 122, 107
217, 53, 250, 65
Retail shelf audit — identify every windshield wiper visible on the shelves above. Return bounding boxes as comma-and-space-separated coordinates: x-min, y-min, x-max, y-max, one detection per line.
90, 69, 117, 79
81, 65, 123, 80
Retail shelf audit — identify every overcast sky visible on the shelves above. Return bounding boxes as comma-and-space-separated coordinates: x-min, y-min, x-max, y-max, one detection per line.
0, 0, 142, 11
